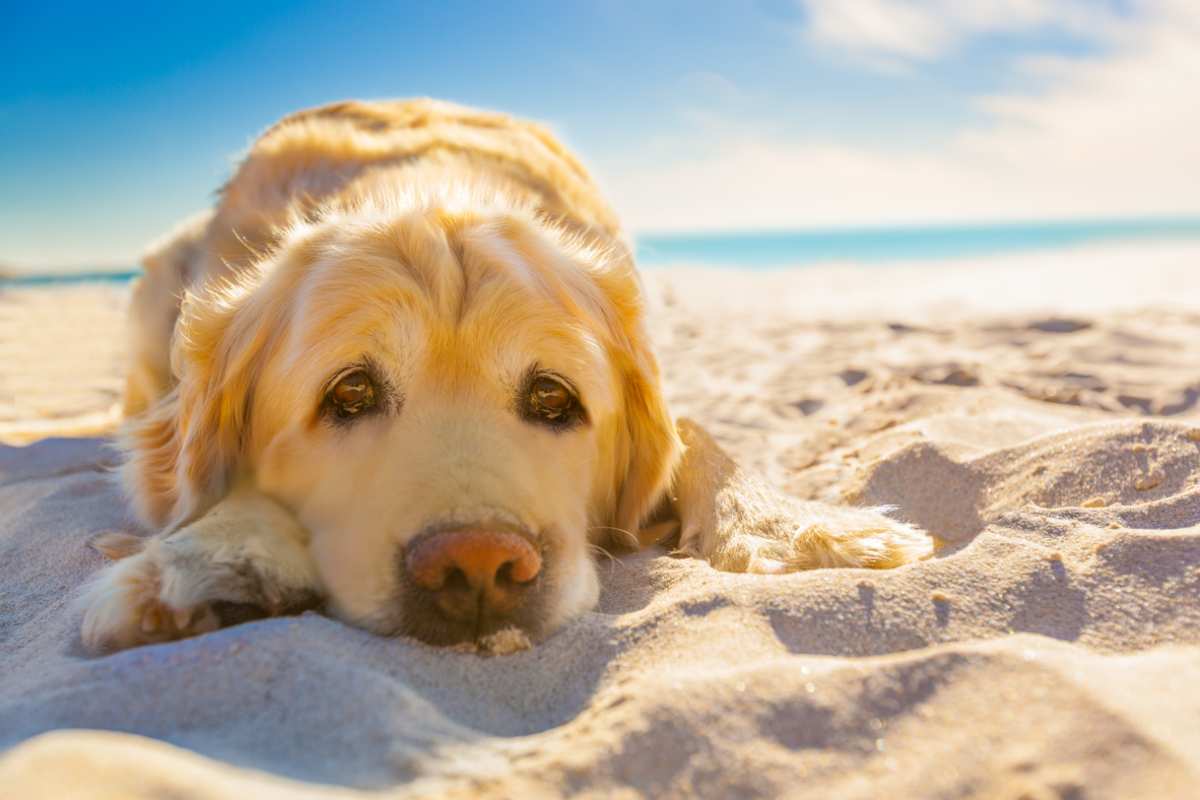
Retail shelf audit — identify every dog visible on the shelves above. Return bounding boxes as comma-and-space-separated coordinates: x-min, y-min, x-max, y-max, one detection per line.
79, 99, 933, 653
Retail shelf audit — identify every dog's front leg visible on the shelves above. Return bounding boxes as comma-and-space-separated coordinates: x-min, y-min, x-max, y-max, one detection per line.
79, 484, 321, 653
670, 418, 934, 573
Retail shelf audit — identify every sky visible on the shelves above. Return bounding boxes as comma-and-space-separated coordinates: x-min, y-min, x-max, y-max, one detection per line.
1, 0, 1197, 269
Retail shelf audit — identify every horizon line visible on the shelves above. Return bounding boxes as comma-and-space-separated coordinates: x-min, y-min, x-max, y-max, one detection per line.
5, 214, 1200, 278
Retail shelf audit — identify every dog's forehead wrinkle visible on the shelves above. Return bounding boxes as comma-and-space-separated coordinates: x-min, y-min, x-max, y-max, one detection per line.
455, 218, 616, 340
387, 214, 465, 322
296, 207, 461, 308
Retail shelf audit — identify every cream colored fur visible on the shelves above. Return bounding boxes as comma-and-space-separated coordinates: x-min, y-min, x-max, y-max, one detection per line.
79, 99, 933, 653
79, 484, 318, 651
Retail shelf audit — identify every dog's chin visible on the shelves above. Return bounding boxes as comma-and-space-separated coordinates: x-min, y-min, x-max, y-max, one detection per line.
329, 568, 558, 649
393, 575, 553, 648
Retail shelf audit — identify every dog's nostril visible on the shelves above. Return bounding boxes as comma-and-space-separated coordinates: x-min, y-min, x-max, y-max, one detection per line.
444, 566, 469, 592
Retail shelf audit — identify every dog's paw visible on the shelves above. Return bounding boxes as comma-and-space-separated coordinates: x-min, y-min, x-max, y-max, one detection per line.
78, 539, 221, 653
79, 508, 320, 654
673, 418, 934, 576
700, 502, 934, 575
745, 506, 934, 574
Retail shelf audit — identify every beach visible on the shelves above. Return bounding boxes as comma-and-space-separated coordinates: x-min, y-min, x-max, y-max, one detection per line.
2, 241, 1200, 798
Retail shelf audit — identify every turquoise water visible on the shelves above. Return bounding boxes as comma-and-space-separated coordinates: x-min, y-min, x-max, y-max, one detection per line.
1, 269, 142, 287
635, 217, 1200, 268
5, 218, 1200, 287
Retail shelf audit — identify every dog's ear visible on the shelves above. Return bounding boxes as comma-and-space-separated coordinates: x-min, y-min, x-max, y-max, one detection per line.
611, 336, 682, 541
120, 272, 273, 530
123, 210, 213, 417
589, 262, 682, 544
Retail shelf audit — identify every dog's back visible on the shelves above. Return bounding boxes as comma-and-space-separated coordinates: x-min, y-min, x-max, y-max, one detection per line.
209, 99, 623, 279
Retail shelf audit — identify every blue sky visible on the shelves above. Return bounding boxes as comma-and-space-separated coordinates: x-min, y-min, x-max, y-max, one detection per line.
2, 0, 1197, 269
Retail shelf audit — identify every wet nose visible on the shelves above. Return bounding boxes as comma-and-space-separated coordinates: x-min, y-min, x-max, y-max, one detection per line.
405, 528, 542, 622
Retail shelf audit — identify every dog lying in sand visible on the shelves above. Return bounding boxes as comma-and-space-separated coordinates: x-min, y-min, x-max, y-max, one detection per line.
79, 99, 933, 654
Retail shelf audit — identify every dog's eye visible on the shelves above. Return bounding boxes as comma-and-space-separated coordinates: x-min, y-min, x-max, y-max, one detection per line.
532, 376, 571, 413
327, 370, 377, 420
524, 374, 584, 429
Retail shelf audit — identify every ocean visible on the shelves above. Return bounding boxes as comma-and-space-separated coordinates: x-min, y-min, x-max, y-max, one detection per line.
634, 217, 1200, 268
4, 217, 1200, 287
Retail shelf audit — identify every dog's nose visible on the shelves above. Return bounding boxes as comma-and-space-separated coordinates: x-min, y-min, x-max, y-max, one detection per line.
405, 528, 542, 622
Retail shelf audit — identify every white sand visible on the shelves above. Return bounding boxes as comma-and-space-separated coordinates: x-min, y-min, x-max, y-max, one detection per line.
2, 241, 1200, 798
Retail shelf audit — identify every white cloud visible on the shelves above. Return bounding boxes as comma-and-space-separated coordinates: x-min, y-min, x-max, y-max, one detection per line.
603, 1, 1200, 232
800, 0, 1126, 67
804, 0, 952, 62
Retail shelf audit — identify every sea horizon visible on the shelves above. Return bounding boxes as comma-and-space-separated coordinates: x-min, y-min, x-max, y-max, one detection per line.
4, 216, 1200, 287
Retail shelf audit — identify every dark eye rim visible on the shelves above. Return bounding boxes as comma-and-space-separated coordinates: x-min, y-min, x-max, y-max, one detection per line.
519, 367, 587, 431
319, 360, 391, 425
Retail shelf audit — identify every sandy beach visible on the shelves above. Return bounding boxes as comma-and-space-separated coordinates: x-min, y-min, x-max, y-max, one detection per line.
2, 242, 1200, 798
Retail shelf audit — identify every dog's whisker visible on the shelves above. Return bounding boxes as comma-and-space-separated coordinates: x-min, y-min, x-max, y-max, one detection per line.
586, 542, 621, 568
587, 525, 640, 551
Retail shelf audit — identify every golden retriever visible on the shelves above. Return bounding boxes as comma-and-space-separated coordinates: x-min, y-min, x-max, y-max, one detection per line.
79, 99, 932, 653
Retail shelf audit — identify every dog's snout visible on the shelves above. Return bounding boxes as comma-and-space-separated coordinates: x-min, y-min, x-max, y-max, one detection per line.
405, 528, 542, 624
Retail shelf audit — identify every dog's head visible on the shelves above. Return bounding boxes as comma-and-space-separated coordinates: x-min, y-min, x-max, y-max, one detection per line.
122, 194, 680, 645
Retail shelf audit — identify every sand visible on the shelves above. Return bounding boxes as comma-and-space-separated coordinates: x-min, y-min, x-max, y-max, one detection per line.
2, 241, 1200, 798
